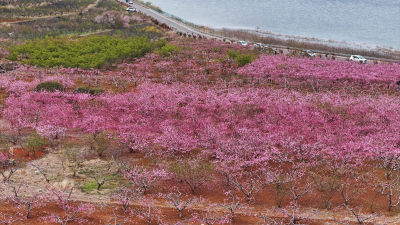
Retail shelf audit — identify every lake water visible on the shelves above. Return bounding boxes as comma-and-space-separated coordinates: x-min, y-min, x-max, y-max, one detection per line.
145, 0, 400, 50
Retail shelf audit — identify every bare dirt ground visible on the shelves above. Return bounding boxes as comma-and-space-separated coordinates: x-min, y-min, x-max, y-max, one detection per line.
1, 143, 400, 224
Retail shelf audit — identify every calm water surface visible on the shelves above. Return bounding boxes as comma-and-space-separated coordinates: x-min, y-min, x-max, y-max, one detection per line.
146, 0, 400, 49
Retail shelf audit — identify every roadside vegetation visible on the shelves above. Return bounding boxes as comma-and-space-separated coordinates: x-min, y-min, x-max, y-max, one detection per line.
202, 27, 400, 61
134, 0, 163, 13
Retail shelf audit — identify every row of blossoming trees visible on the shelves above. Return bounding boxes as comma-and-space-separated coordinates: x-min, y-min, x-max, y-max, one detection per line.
6, 81, 400, 161
3, 82, 400, 221
1, 39, 400, 224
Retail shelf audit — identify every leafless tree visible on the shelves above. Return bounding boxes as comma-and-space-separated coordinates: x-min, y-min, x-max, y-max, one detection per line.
161, 191, 195, 218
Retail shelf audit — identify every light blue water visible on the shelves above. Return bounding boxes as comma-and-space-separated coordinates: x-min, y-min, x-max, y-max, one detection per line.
146, 0, 400, 49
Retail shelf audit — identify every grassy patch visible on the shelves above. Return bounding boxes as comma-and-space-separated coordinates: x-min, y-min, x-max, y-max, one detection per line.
8, 35, 165, 69
227, 50, 256, 67
80, 174, 122, 193
24, 133, 47, 156
157, 43, 179, 57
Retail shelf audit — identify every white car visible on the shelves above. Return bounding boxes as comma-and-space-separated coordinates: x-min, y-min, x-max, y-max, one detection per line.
126, 7, 136, 12
129, 0, 134, 4
305, 50, 316, 57
350, 55, 367, 64
238, 41, 248, 46
253, 43, 269, 50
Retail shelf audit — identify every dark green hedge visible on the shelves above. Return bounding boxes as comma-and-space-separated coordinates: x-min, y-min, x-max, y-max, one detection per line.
74, 87, 104, 95
35, 82, 64, 92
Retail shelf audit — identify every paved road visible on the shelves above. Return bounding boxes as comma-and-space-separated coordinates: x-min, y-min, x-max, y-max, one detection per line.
119, 1, 399, 64
118, 0, 227, 40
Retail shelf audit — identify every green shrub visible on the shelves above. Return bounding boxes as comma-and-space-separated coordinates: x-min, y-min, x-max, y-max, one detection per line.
35, 81, 64, 92
157, 43, 179, 57
227, 50, 256, 67
25, 134, 46, 156
236, 54, 255, 67
227, 50, 240, 59
80, 175, 118, 193
8, 35, 164, 69
74, 87, 104, 95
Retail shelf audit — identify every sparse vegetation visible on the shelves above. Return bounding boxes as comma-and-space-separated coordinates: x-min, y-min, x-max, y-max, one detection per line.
0, 0, 161, 41
0, 0, 96, 19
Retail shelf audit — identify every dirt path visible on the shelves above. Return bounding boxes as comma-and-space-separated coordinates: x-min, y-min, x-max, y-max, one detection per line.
0, 0, 101, 26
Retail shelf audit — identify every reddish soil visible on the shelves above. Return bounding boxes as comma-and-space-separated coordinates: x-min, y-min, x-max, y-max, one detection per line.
1, 138, 391, 224
0, 202, 319, 225
0, 202, 114, 225
133, 151, 400, 224
11, 147, 47, 162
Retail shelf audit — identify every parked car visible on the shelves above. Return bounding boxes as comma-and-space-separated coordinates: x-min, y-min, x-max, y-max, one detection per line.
238, 41, 248, 46
253, 43, 270, 50
305, 50, 316, 57
262, 44, 271, 49
350, 55, 367, 64
126, 7, 136, 12
129, 0, 134, 4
